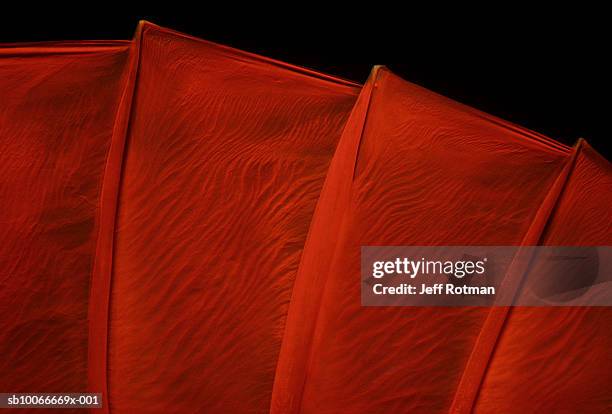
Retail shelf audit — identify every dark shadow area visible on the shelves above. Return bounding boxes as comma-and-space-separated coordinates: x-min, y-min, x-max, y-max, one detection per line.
2, 10, 609, 159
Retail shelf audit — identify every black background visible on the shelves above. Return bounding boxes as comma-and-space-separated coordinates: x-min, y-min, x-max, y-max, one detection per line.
2, 10, 609, 160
